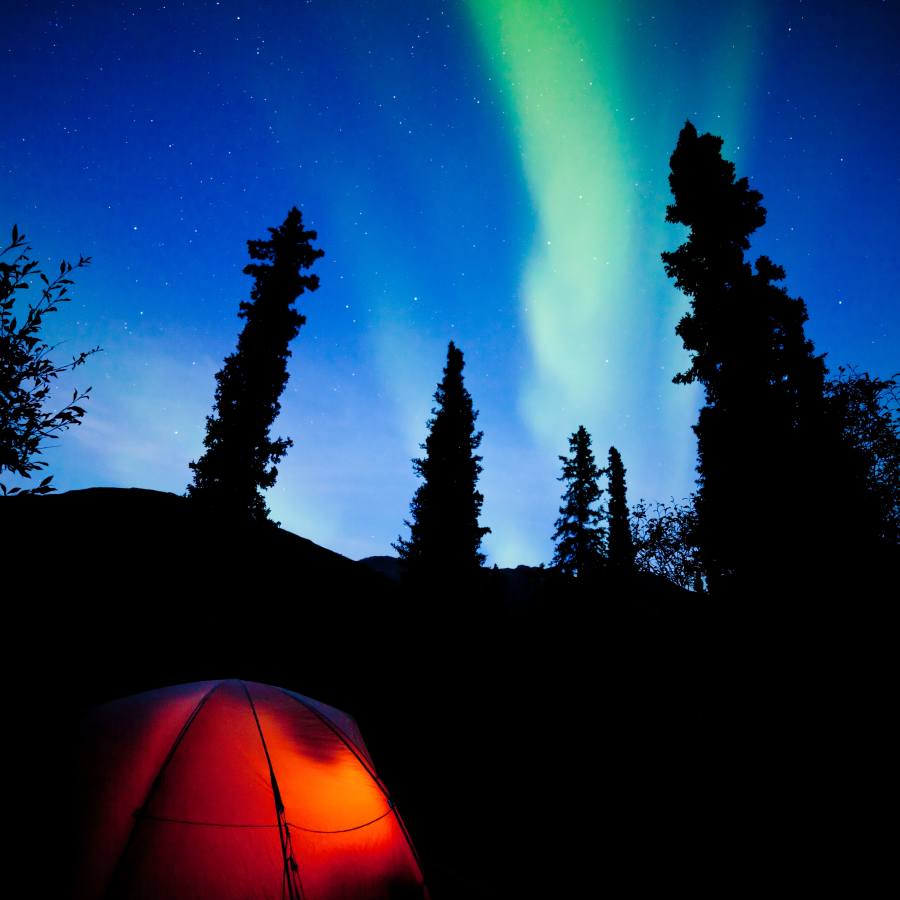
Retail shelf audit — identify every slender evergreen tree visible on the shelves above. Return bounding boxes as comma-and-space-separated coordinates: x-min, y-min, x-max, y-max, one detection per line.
188, 207, 323, 523
606, 446, 634, 573
662, 122, 832, 590
552, 426, 605, 577
394, 341, 490, 577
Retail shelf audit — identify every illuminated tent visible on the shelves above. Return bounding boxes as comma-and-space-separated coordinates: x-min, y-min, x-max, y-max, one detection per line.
75, 679, 428, 899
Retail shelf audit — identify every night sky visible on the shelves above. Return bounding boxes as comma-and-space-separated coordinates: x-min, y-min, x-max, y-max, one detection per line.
3, 0, 898, 565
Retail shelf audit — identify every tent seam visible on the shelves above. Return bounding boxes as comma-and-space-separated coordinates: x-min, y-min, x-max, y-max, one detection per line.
271, 685, 427, 881
101, 679, 224, 900
273, 686, 388, 798
139, 807, 395, 833
239, 680, 305, 900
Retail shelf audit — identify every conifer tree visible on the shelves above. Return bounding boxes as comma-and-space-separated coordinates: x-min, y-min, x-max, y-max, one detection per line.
662, 122, 832, 590
552, 426, 605, 577
187, 207, 323, 523
606, 445, 634, 573
394, 341, 490, 576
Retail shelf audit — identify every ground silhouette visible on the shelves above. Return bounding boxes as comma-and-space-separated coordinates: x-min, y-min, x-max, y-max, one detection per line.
3, 488, 885, 897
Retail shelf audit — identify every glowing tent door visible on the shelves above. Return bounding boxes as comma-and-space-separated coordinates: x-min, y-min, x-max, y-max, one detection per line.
75, 679, 428, 900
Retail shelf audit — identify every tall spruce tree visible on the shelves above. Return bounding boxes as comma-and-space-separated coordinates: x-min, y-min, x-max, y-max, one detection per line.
394, 341, 490, 577
606, 446, 634, 573
552, 426, 605, 577
188, 207, 323, 523
662, 122, 833, 590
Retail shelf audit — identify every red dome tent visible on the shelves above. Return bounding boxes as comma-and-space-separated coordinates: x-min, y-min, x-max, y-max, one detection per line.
75, 679, 428, 899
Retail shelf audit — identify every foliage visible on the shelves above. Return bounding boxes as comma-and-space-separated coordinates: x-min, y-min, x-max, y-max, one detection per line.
826, 365, 899, 548
0, 224, 99, 496
187, 207, 323, 523
606, 445, 635, 573
551, 425, 605, 578
394, 341, 490, 576
662, 121, 830, 590
631, 498, 705, 591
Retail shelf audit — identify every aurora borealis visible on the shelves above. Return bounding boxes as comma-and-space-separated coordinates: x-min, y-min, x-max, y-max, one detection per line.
3, 1, 897, 565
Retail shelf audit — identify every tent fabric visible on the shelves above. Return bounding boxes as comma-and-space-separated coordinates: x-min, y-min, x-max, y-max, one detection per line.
74, 679, 428, 899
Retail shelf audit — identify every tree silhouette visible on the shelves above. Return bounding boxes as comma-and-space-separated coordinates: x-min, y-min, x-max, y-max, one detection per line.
825, 366, 899, 551
187, 207, 323, 524
1, 225, 99, 496
606, 445, 634, 573
552, 425, 605, 578
662, 121, 832, 591
394, 341, 490, 577
631, 497, 704, 591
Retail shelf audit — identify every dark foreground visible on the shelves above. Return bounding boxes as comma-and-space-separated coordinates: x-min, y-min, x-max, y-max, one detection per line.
2, 489, 888, 896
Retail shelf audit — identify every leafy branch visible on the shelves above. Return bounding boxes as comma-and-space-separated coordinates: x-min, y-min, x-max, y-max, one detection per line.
0, 224, 100, 495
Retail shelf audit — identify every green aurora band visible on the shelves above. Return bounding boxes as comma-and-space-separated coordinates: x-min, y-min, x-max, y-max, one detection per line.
466, 0, 762, 504
468, 0, 634, 446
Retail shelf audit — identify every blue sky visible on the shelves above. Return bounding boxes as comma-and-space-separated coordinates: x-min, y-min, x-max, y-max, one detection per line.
3, 0, 897, 563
